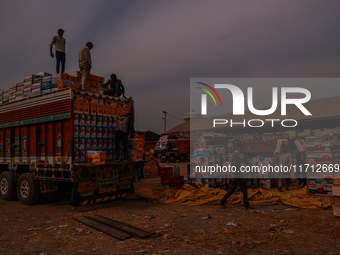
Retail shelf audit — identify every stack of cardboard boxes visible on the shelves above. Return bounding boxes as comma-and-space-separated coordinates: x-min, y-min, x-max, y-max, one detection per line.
306, 134, 340, 197
159, 165, 184, 188
129, 135, 145, 162
143, 161, 159, 178
0, 71, 107, 104
73, 91, 131, 164
333, 174, 340, 239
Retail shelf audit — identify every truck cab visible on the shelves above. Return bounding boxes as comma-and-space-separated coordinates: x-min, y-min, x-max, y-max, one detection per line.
155, 136, 189, 162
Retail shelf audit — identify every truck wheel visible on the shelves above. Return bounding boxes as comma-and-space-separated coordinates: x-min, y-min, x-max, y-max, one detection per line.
169, 154, 176, 163
0, 171, 17, 200
180, 154, 187, 162
17, 173, 40, 205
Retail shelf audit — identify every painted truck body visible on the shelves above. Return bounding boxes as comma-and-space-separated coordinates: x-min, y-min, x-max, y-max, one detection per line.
0, 88, 134, 206
155, 135, 190, 162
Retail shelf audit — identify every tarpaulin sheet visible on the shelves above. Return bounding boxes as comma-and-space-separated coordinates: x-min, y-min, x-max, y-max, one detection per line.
134, 184, 332, 209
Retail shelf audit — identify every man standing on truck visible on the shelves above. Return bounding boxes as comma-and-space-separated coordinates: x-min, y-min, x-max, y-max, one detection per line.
115, 113, 134, 161
78, 42, 93, 91
50, 28, 66, 74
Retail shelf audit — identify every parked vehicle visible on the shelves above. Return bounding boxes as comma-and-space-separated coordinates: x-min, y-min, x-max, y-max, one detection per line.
155, 135, 190, 162
0, 88, 134, 206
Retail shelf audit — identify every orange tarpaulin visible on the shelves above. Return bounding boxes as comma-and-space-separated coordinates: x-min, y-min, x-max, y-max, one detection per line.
135, 184, 332, 209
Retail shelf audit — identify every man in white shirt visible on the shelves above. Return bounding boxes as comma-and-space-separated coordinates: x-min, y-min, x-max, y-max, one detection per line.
50, 28, 66, 74
78, 42, 93, 91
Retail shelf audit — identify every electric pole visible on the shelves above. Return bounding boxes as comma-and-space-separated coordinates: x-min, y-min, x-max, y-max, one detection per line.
162, 111, 168, 133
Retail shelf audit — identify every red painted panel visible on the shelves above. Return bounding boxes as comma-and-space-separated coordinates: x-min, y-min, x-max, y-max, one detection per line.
5, 129, 11, 157
21, 126, 28, 157
39, 124, 46, 158
63, 119, 72, 160
0, 99, 71, 124
28, 125, 37, 157
47, 122, 54, 157
13, 127, 20, 157
55, 121, 63, 161
0, 129, 4, 161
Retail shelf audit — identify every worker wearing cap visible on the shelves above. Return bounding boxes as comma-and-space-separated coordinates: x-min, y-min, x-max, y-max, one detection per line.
50, 28, 66, 74
78, 42, 93, 91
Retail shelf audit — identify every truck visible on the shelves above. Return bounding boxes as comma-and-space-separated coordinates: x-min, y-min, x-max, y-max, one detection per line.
0, 88, 135, 206
154, 135, 190, 162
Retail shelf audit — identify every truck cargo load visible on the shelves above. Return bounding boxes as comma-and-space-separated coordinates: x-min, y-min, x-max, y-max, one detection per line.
0, 85, 135, 206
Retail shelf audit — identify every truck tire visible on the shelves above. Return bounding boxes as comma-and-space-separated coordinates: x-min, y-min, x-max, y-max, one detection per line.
0, 171, 17, 201
17, 173, 40, 205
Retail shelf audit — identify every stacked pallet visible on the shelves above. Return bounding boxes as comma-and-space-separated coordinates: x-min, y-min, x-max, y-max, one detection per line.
0, 71, 106, 105
306, 134, 340, 197
159, 165, 184, 188
334, 172, 340, 239
143, 161, 159, 178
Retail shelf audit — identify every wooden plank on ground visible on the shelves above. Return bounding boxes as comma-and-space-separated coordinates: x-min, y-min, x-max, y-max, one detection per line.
334, 225, 340, 238
334, 197, 340, 207
335, 216, 340, 226
333, 185, 340, 196
92, 215, 155, 238
334, 206, 340, 217
76, 216, 132, 240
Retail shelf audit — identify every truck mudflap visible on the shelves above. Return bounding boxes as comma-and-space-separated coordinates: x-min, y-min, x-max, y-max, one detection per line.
74, 180, 134, 206
70, 162, 135, 206
78, 190, 132, 206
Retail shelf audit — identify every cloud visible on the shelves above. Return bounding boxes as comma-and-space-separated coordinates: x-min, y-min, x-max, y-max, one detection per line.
1, 0, 340, 134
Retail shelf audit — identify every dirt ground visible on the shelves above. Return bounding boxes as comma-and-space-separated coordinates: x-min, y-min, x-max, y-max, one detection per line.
0, 179, 339, 255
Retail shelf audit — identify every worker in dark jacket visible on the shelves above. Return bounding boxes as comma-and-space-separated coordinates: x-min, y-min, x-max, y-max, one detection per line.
219, 141, 252, 209
115, 113, 134, 161
104, 74, 125, 97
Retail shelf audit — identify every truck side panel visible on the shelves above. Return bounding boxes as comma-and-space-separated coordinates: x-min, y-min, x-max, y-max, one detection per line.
21, 126, 28, 163
0, 129, 4, 163
5, 129, 11, 165
28, 125, 37, 169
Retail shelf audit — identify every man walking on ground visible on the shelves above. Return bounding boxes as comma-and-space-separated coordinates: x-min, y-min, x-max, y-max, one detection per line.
50, 28, 66, 73
276, 144, 293, 192
78, 42, 93, 91
115, 113, 134, 161
219, 141, 252, 210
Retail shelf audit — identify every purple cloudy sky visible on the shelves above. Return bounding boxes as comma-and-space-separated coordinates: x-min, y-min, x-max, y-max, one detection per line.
0, 0, 340, 134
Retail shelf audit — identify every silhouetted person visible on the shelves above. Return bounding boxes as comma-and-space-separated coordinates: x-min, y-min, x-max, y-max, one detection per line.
50, 28, 66, 73
78, 42, 93, 91
219, 142, 252, 210
115, 113, 134, 161
293, 147, 307, 187
276, 144, 293, 192
104, 74, 125, 97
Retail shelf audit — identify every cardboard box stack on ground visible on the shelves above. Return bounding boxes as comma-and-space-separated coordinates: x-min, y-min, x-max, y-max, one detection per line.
306, 134, 340, 197
333, 172, 340, 239
143, 160, 159, 178
159, 165, 184, 188
129, 135, 145, 162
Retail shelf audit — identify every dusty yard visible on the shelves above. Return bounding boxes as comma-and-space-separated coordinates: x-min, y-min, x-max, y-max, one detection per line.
0, 178, 339, 255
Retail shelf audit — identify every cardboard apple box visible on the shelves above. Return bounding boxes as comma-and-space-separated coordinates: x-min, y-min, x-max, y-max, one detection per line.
87, 150, 105, 165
